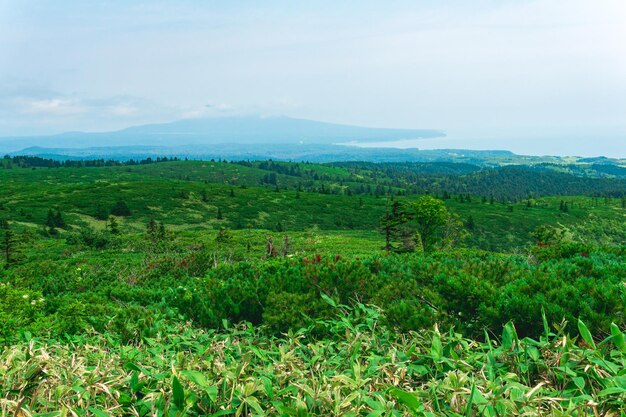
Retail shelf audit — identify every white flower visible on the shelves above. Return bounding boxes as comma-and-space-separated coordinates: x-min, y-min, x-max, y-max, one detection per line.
22, 294, 29, 299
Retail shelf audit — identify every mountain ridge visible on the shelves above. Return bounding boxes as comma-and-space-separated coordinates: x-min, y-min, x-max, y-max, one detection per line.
0, 115, 444, 153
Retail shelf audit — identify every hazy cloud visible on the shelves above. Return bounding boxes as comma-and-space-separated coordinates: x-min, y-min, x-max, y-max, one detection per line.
0, 0, 624, 155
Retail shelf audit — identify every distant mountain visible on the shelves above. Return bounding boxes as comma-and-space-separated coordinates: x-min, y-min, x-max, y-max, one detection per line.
0, 116, 444, 153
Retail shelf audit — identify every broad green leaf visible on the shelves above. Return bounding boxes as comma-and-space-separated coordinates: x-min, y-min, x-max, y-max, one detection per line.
541, 306, 550, 339
578, 319, 595, 349
431, 333, 443, 361
130, 372, 140, 392
598, 387, 626, 396
502, 322, 515, 350
389, 388, 423, 413
260, 376, 274, 400
321, 293, 336, 307
610, 323, 626, 352
245, 397, 264, 415
572, 377, 585, 392
182, 370, 208, 388
87, 408, 109, 417
615, 375, 626, 389
172, 376, 185, 410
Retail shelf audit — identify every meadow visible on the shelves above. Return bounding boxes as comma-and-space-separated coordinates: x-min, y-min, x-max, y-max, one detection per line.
1, 157, 625, 415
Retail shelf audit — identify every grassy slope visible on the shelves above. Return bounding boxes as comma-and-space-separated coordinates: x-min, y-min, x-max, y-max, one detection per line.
1, 161, 624, 251
1, 161, 626, 416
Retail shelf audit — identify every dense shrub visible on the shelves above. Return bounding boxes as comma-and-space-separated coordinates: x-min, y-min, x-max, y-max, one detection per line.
172, 248, 625, 339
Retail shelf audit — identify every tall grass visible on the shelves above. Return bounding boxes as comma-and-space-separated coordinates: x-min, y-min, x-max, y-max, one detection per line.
1, 302, 624, 416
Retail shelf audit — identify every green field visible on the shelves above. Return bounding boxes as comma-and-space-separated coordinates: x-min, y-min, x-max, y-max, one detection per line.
1, 157, 625, 415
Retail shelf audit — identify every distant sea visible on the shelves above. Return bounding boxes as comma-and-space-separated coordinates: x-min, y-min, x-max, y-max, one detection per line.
342, 131, 626, 158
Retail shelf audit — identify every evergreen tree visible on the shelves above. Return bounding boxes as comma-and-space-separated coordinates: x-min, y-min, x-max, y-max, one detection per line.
379, 198, 411, 254
465, 215, 476, 231
217, 207, 223, 220
111, 200, 131, 216
107, 216, 120, 235
157, 222, 166, 240
1, 224, 20, 268
146, 218, 158, 240
94, 205, 109, 220
45, 209, 66, 230
53, 210, 66, 228
45, 209, 56, 228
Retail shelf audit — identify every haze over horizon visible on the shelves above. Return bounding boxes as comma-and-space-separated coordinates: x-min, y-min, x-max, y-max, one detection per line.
1, 1, 625, 157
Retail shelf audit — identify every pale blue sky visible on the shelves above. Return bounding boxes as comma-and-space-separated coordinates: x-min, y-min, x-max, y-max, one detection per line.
0, 0, 625, 156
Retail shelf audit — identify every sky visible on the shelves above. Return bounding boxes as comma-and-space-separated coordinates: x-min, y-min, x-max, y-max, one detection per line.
0, 0, 625, 156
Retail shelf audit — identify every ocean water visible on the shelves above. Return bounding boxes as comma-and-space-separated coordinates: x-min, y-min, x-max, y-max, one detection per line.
342, 131, 626, 158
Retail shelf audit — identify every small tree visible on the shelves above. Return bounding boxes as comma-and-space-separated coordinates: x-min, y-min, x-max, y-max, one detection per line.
1, 224, 20, 269
107, 216, 120, 235
465, 215, 476, 231
45, 209, 65, 234
146, 218, 158, 241
157, 222, 166, 240
379, 198, 412, 254
45, 209, 56, 228
94, 205, 109, 220
111, 200, 131, 217
54, 210, 66, 228
214, 226, 232, 266
216, 207, 223, 220
215, 226, 232, 248
408, 196, 450, 252
282, 235, 290, 257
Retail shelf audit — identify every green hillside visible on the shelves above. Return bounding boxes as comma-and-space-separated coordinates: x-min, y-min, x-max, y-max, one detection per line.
1, 157, 625, 415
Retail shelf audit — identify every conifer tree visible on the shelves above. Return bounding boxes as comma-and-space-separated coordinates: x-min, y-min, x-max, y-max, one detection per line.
111, 200, 131, 217
465, 215, 476, 231
54, 210, 65, 228
94, 205, 109, 220
1, 223, 20, 269
146, 218, 158, 241
157, 222, 166, 240
45, 209, 56, 228
107, 216, 120, 235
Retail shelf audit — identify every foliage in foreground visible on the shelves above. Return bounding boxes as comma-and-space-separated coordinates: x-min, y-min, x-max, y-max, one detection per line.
1, 245, 624, 345
1, 302, 625, 416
